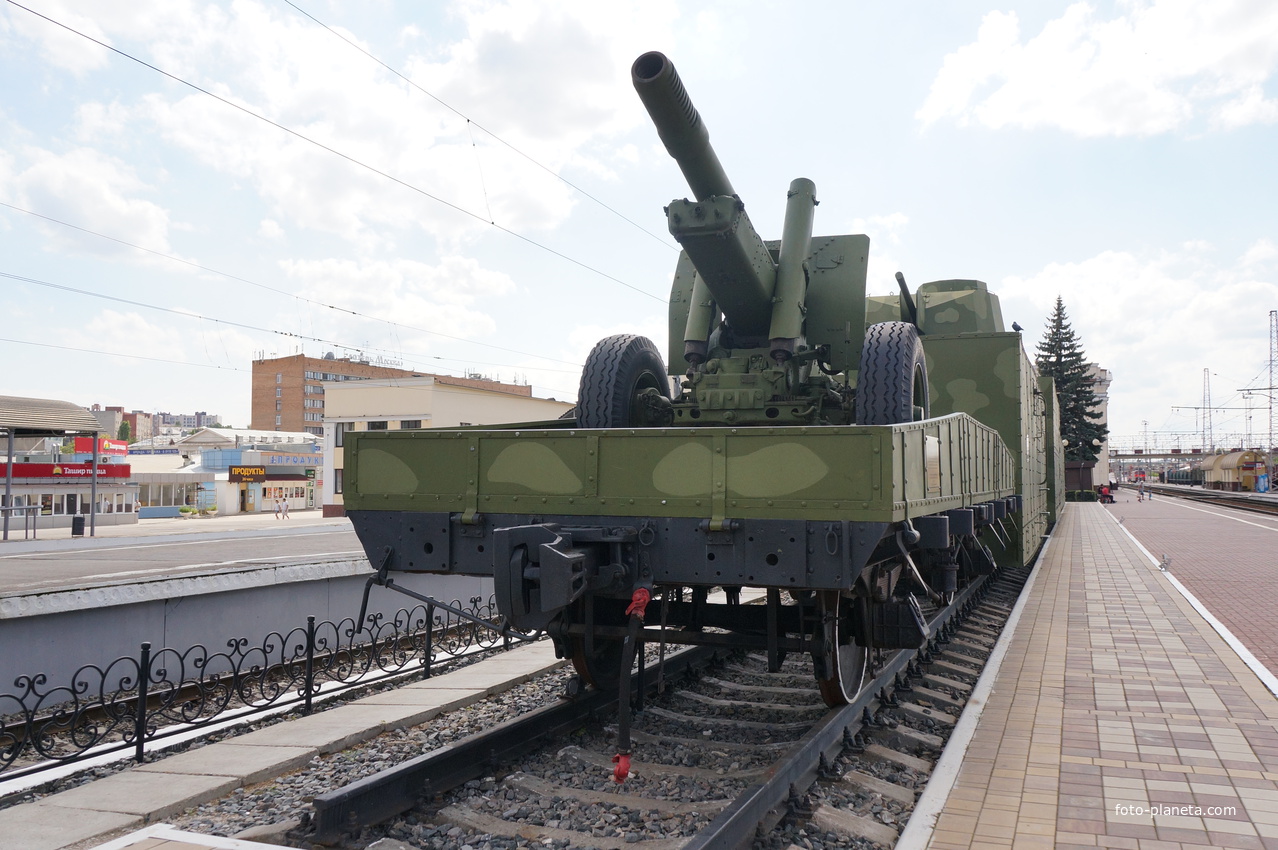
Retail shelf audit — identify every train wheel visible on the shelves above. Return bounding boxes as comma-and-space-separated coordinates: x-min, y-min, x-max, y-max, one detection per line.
856, 322, 929, 425
566, 598, 629, 690
814, 591, 868, 706
568, 635, 626, 690
576, 335, 671, 428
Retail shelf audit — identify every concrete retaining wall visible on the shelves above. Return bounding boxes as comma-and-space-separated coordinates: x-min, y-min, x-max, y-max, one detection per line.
0, 560, 492, 701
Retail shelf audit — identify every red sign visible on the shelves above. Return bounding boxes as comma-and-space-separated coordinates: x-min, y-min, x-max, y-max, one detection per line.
5, 463, 132, 479
74, 437, 129, 455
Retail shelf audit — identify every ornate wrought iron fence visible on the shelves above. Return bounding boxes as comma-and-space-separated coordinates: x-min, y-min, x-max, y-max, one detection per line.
0, 595, 526, 782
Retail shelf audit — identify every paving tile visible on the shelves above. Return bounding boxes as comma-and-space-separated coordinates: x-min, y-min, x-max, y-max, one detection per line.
0, 802, 141, 850
38, 770, 239, 819
921, 504, 1278, 849
134, 743, 317, 785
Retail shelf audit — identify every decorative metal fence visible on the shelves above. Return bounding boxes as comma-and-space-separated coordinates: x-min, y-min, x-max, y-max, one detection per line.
0, 595, 529, 782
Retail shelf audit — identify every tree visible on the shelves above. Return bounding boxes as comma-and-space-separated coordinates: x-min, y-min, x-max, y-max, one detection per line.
117, 421, 131, 442
1035, 296, 1108, 463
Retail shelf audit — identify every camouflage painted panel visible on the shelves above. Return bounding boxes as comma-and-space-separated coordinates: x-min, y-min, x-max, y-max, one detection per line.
346, 418, 1015, 525
916, 279, 1004, 335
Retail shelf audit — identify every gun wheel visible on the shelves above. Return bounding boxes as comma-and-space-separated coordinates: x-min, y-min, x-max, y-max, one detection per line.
815, 591, 868, 706
856, 321, 929, 425
577, 334, 671, 428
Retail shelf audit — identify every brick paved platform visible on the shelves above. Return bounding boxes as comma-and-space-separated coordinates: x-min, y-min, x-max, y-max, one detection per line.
916, 503, 1278, 849
1116, 488, 1278, 674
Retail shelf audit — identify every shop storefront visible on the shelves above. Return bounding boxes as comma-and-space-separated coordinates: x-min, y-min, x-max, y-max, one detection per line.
229, 466, 315, 514
1, 461, 137, 529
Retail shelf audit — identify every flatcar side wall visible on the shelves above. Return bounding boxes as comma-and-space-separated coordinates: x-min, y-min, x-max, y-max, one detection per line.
345, 419, 1014, 526
923, 332, 1051, 566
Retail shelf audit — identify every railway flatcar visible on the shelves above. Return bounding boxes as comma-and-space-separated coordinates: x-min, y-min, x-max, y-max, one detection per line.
342, 52, 1064, 777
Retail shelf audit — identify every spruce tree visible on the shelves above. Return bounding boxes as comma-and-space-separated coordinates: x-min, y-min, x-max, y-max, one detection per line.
1035, 296, 1108, 462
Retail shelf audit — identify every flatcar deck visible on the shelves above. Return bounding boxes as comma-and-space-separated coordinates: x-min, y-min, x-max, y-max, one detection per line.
907, 502, 1278, 849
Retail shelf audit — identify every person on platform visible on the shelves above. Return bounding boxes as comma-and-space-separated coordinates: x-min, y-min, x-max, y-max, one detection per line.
282, 499, 290, 519
1100, 484, 1111, 504
274, 498, 282, 519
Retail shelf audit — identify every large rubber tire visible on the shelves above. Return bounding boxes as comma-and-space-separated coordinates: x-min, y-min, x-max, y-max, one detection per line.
856, 322, 929, 425
576, 334, 670, 428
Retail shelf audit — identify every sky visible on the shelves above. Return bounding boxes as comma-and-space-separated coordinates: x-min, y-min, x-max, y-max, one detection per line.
1, 0, 1276, 451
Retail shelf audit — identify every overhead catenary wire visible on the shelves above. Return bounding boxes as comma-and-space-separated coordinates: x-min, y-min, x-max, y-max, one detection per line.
0, 269, 583, 379
4, 0, 664, 303
0, 337, 581, 401
279, 0, 675, 251
0, 201, 582, 369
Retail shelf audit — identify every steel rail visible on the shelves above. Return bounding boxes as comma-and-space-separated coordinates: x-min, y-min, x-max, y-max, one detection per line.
310, 642, 720, 843
310, 570, 1007, 846
682, 573, 991, 850
1145, 483, 1278, 516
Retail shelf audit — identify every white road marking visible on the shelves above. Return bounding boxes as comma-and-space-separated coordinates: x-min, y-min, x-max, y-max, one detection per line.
73, 550, 366, 581
1154, 496, 1278, 532
0, 530, 354, 560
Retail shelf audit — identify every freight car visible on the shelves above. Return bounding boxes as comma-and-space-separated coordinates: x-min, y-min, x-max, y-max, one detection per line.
1165, 465, 1204, 487
343, 52, 1063, 776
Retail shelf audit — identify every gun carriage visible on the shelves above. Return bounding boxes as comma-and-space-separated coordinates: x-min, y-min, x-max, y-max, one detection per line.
344, 52, 1062, 777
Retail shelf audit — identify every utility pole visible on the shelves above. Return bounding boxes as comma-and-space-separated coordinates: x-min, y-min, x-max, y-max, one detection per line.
1270, 310, 1276, 487
1202, 368, 1213, 454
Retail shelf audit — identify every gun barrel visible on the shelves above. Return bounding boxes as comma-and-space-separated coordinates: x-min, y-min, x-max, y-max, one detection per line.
632, 52, 734, 201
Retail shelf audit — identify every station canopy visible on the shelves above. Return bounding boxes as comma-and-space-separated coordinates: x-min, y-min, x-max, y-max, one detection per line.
0, 395, 101, 437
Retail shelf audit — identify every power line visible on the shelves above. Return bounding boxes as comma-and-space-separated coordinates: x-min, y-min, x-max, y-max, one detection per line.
0, 200, 582, 369
4, 0, 664, 303
0, 336, 249, 372
0, 269, 584, 378
0, 336, 580, 401
280, 0, 675, 251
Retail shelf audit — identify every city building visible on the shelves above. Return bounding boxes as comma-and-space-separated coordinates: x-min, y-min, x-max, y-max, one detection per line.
155, 411, 222, 429
130, 428, 321, 517
321, 375, 572, 516
2, 395, 138, 535
251, 353, 427, 435
1064, 362, 1113, 491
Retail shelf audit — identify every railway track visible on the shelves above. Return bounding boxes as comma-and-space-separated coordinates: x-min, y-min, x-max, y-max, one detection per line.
302, 563, 1030, 849
1143, 483, 1278, 516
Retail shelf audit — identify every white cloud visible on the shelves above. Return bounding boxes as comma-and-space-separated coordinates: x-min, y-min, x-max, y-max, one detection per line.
14, 146, 172, 255
76, 309, 188, 359
998, 241, 1276, 440
27, 0, 683, 250
278, 255, 515, 355
918, 1, 1278, 136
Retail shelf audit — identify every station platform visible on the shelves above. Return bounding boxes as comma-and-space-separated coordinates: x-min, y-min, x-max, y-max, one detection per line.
0, 639, 565, 850
907, 501, 1278, 849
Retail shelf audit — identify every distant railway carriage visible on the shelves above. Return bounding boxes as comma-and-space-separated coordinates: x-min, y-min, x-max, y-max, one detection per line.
1203, 451, 1263, 492
1165, 465, 1204, 487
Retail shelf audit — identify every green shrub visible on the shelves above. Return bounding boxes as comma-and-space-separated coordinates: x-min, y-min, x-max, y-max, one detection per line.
1065, 490, 1099, 502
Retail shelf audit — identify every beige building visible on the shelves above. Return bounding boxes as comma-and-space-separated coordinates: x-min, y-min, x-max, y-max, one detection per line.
322, 376, 572, 515
1087, 363, 1113, 481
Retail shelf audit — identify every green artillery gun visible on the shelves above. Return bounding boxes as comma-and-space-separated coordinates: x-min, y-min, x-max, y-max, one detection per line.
583, 51, 921, 431
344, 53, 1061, 776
